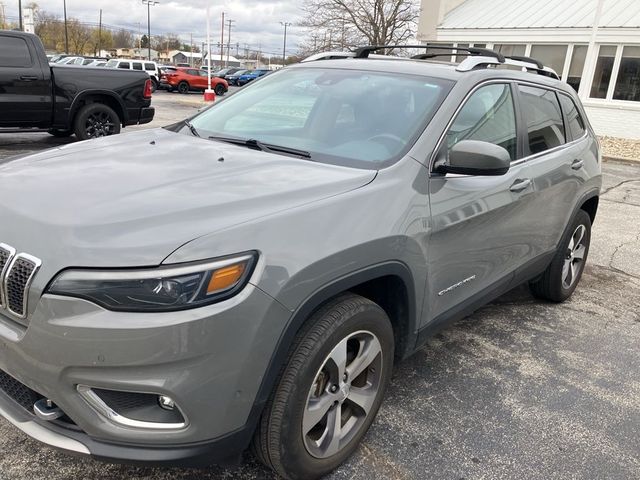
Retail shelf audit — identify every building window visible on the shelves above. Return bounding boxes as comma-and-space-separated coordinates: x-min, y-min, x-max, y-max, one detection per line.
567, 45, 588, 92
530, 45, 568, 77
493, 44, 526, 57
613, 46, 640, 102
590, 45, 617, 99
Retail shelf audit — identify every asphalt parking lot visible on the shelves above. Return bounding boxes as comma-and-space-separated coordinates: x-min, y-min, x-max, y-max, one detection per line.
0, 91, 639, 480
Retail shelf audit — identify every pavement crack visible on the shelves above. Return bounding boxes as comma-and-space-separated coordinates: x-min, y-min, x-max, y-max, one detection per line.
601, 178, 640, 195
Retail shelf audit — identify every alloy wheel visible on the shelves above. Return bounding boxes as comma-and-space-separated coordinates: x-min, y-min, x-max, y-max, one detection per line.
302, 330, 383, 459
85, 111, 115, 138
562, 224, 587, 289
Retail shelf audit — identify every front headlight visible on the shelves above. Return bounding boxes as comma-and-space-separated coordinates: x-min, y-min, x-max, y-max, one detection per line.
46, 252, 257, 312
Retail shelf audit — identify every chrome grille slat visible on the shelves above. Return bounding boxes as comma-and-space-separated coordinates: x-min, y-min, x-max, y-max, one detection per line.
0, 245, 41, 320
0, 244, 17, 309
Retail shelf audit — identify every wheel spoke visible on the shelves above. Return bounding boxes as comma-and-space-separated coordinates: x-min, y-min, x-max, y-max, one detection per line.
568, 261, 576, 286
573, 244, 586, 260
573, 226, 585, 250
303, 393, 334, 435
347, 337, 382, 380
327, 337, 349, 381
323, 403, 342, 458
347, 385, 377, 415
562, 259, 571, 286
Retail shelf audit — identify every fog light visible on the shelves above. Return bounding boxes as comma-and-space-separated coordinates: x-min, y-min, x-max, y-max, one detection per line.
158, 395, 176, 411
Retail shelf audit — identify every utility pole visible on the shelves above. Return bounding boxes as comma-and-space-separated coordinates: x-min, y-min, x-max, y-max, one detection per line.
63, 0, 69, 52
17, 0, 22, 30
220, 11, 225, 67
190, 32, 193, 67
97, 9, 102, 56
226, 18, 235, 67
142, 0, 159, 60
280, 22, 291, 67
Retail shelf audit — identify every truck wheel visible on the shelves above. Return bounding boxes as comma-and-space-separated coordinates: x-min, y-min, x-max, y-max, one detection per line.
47, 128, 73, 138
214, 84, 226, 96
177, 81, 189, 94
74, 103, 121, 140
150, 79, 158, 93
529, 209, 592, 302
252, 294, 394, 480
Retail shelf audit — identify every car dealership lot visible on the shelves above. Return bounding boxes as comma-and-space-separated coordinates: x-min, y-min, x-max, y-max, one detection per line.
0, 92, 638, 480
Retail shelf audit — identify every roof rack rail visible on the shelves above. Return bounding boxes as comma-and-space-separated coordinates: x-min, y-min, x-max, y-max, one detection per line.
457, 56, 560, 79
353, 44, 505, 63
505, 55, 544, 69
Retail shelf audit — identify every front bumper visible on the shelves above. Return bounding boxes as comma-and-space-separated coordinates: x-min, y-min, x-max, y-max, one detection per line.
0, 284, 291, 464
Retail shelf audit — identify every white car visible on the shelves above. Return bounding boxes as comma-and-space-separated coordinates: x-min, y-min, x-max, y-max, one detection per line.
105, 59, 161, 91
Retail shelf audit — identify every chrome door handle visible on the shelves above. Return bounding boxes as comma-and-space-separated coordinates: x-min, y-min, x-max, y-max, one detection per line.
510, 178, 532, 192
571, 159, 584, 170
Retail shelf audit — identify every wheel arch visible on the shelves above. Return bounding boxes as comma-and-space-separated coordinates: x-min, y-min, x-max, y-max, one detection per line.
244, 261, 418, 439
68, 90, 127, 128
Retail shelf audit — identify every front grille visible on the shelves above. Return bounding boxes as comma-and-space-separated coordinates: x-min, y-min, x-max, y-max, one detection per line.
5, 257, 37, 317
0, 369, 43, 412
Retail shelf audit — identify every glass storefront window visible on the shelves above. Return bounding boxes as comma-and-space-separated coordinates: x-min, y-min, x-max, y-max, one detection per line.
493, 44, 526, 56
590, 45, 617, 99
613, 46, 640, 102
567, 45, 588, 92
530, 44, 568, 77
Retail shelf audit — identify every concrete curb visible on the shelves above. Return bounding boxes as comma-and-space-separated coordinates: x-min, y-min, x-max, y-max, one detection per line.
603, 155, 640, 165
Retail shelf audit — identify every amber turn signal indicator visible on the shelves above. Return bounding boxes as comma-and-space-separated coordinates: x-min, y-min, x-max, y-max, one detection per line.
207, 263, 246, 294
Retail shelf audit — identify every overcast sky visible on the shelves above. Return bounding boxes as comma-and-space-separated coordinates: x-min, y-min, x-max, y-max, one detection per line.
3, 0, 306, 56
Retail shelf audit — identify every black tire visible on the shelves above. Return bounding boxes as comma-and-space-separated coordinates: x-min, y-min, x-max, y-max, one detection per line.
150, 78, 158, 93
73, 103, 121, 141
214, 84, 226, 96
47, 128, 73, 138
530, 209, 592, 302
177, 81, 189, 94
252, 294, 394, 480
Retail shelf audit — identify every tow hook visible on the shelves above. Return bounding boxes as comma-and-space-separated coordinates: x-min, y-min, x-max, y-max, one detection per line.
33, 398, 64, 421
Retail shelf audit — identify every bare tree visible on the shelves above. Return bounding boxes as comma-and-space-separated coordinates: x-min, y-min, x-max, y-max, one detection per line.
112, 29, 134, 49
300, 0, 419, 54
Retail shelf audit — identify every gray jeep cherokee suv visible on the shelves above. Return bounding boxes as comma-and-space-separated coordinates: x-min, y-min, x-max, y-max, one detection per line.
0, 46, 601, 479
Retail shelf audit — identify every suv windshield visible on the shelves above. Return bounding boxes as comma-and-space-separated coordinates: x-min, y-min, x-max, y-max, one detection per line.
188, 68, 452, 168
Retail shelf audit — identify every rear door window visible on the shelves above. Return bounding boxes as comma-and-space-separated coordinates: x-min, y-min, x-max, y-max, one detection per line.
0, 36, 32, 67
118, 62, 130, 69
447, 83, 517, 160
518, 85, 566, 155
132, 62, 143, 70
558, 93, 587, 141
145, 63, 155, 71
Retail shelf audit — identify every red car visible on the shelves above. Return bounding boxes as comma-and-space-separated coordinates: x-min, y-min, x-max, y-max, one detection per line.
161, 67, 228, 95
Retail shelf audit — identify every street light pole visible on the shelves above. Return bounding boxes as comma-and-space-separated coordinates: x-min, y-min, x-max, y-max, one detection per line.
226, 18, 235, 67
17, 0, 22, 30
280, 22, 291, 67
142, 0, 159, 60
63, 0, 68, 52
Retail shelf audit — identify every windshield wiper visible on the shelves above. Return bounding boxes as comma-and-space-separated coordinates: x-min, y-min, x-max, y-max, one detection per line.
207, 135, 311, 159
184, 120, 200, 137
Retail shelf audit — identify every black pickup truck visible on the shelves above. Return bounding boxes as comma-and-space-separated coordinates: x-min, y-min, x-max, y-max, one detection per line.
0, 30, 154, 140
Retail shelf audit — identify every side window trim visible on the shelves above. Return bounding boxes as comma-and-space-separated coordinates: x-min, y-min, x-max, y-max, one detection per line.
429, 79, 520, 174
516, 82, 567, 158
510, 82, 527, 161
558, 92, 588, 144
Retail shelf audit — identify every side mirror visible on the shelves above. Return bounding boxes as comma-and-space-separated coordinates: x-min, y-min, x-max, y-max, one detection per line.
436, 140, 511, 176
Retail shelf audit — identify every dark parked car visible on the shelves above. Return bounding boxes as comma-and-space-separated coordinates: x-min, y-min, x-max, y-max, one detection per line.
213, 67, 244, 79
0, 31, 154, 140
226, 69, 248, 86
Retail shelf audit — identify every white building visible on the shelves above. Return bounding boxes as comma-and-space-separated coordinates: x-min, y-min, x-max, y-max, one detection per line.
418, 0, 640, 139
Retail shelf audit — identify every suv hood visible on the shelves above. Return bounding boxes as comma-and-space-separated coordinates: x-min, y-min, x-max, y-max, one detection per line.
0, 128, 375, 270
